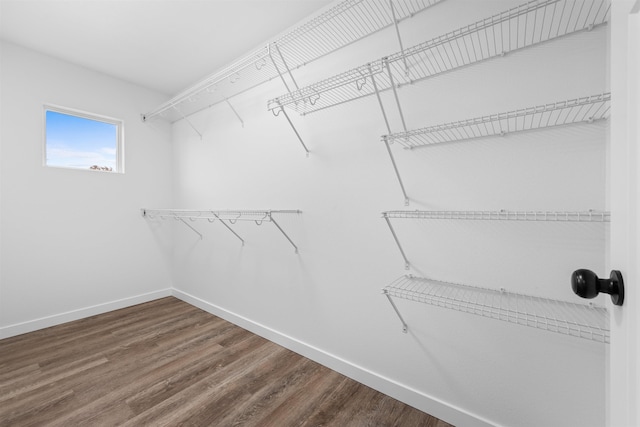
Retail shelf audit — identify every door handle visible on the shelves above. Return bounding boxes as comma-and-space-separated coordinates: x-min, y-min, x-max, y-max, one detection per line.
571, 269, 624, 306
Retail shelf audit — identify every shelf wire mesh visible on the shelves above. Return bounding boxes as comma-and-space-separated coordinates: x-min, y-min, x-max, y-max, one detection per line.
141, 209, 301, 222
144, 0, 443, 122
385, 92, 611, 148
382, 209, 610, 222
275, 0, 442, 69
384, 275, 609, 342
269, 0, 611, 115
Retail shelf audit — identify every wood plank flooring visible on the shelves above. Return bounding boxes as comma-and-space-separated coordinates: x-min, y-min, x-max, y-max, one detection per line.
0, 297, 453, 426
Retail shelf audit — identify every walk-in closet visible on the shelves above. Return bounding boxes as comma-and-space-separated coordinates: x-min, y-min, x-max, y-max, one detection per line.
1, 1, 638, 426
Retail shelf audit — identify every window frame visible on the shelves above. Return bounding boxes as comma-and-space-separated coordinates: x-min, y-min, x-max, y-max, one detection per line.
43, 104, 125, 173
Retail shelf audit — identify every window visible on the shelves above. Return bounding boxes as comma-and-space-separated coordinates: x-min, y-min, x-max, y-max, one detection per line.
44, 105, 124, 173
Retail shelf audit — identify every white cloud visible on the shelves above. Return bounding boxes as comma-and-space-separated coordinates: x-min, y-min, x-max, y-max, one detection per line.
47, 146, 116, 170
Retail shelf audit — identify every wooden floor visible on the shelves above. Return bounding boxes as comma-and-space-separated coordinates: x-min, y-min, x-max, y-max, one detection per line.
0, 297, 453, 427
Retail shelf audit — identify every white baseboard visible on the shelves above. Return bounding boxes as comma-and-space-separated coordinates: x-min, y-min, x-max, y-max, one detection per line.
0, 288, 173, 340
172, 288, 497, 427
0, 286, 496, 426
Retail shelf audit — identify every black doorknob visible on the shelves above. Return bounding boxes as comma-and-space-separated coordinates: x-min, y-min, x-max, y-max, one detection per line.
571, 269, 624, 306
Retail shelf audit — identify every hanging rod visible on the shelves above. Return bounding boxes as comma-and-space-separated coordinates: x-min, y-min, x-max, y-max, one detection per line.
383, 275, 609, 342
142, 0, 443, 124
382, 209, 611, 222
141, 209, 302, 253
385, 93, 611, 148
268, 0, 611, 116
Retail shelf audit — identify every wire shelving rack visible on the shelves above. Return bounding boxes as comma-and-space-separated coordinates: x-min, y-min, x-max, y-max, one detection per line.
382, 210, 609, 269
141, 209, 302, 252
268, 0, 610, 200
269, 0, 611, 116
383, 209, 610, 221
142, 0, 444, 126
385, 92, 611, 149
382, 275, 609, 342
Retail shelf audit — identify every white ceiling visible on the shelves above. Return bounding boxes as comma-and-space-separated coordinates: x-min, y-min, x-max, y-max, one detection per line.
0, 0, 333, 96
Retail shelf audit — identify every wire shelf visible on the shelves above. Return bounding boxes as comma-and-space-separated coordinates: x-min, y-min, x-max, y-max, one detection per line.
276, 0, 443, 69
141, 209, 301, 252
268, 0, 611, 115
383, 275, 609, 342
386, 92, 611, 148
141, 209, 300, 221
382, 210, 609, 270
143, 0, 443, 123
143, 47, 275, 123
382, 209, 610, 222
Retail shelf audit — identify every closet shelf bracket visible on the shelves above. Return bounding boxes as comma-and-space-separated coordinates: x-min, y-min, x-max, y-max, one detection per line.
383, 288, 409, 333
273, 103, 310, 156
173, 105, 203, 140
272, 42, 300, 92
382, 136, 409, 206
177, 217, 203, 240
388, 0, 410, 76
269, 213, 299, 253
225, 99, 244, 128
212, 212, 245, 245
382, 212, 410, 269
268, 43, 298, 95
370, 61, 409, 205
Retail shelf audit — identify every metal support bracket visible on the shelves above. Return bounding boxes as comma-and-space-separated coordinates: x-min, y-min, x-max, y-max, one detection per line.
269, 214, 299, 253
268, 44, 294, 94
385, 59, 408, 133
382, 136, 409, 206
272, 43, 300, 92
225, 99, 244, 128
383, 290, 408, 333
268, 42, 309, 156
212, 212, 245, 245
173, 105, 203, 140
383, 214, 410, 270
388, 0, 410, 76
274, 104, 310, 156
369, 61, 409, 204
176, 217, 203, 240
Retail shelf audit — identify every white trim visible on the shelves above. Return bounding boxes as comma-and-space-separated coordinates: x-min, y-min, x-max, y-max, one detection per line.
0, 285, 497, 426
172, 287, 498, 427
608, 1, 640, 426
0, 288, 172, 339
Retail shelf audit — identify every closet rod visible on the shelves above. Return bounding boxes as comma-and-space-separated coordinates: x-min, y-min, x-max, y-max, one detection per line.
141, 209, 301, 252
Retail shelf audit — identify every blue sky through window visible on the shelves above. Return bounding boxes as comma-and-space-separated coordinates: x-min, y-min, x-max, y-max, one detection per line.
46, 110, 118, 171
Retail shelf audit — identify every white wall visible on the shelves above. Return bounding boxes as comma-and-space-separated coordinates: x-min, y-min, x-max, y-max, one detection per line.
0, 42, 174, 338
165, 1, 609, 426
